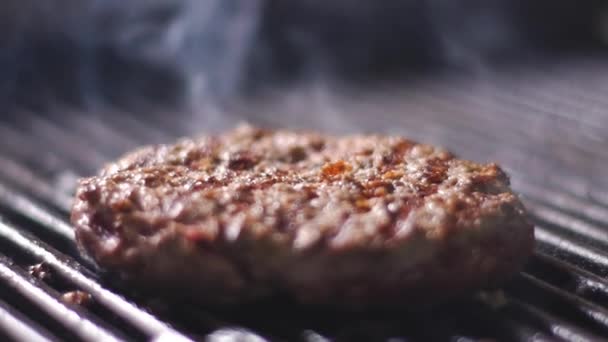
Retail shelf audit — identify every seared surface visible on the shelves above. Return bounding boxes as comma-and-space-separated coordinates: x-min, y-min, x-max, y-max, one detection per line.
71, 124, 534, 308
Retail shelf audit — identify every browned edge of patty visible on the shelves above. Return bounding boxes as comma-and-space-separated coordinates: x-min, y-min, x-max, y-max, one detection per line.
71, 125, 535, 308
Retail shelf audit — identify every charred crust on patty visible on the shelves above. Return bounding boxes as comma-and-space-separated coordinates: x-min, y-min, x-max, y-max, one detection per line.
71, 124, 534, 309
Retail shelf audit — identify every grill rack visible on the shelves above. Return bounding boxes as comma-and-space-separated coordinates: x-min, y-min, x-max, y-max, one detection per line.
0, 61, 608, 340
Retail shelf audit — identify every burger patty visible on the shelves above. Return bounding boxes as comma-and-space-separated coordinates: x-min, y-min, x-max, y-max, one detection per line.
71, 124, 534, 309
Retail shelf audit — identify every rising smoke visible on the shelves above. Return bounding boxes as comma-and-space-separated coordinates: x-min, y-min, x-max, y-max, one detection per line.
0, 0, 605, 114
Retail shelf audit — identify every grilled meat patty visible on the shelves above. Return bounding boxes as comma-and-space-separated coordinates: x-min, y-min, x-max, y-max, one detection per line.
71, 124, 534, 308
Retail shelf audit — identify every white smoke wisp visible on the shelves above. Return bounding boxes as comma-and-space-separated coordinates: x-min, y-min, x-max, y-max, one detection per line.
0, 0, 263, 114
169, 0, 263, 134
426, 0, 522, 72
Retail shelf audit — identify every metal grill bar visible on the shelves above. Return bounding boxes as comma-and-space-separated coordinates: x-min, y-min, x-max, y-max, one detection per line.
503, 298, 601, 342
513, 272, 608, 335
435, 302, 549, 342
0, 124, 64, 175
0, 253, 121, 341
0, 184, 73, 240
497, 321, 554, 342
0, 300, 55, 342
449, 81, 608, 144
0, 220, 194, 341
526, 200, 608, 247
527, 253, 608, 306
0, 155, 72, 212
496, 73, 608, 130
516, 182, 608, 226
55, 109, 141, 153
10, 111, 106, 172
106, 111, 174, 144
535, 227, 608, 276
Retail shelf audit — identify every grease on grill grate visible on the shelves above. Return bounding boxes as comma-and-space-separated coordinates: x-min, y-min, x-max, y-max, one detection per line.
1, 64, 608, 340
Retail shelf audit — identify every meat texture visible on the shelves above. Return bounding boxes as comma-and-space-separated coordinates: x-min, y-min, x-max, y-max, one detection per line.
71, 124, 534, 309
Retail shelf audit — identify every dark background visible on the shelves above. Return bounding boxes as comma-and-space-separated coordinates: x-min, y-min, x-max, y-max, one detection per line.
1, 0, 608, 188
1, 0, 607, 111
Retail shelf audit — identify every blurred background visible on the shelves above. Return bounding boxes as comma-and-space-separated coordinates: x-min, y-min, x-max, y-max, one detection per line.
1, 0, 607, 188
2, 0, 608, 106
0, 0, 607, 206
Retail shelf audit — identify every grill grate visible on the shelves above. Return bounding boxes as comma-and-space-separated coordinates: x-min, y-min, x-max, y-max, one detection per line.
1, 60, 608, 340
